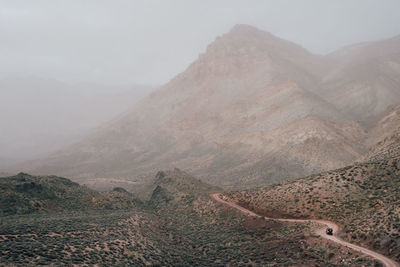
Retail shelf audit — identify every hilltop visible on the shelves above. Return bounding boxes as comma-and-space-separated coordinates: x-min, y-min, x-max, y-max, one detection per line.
149, 168, 220, 203
0, 172, 140, 215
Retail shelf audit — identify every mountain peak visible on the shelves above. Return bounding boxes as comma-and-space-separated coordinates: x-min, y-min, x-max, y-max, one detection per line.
184, 24, 316, 80
185, 25, 276, 78
229, 24, 268, 36
217, 24, 276, 46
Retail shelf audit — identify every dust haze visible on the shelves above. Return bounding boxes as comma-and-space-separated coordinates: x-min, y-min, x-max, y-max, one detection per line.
1, 0, 400, 169
2, 2, 400, 266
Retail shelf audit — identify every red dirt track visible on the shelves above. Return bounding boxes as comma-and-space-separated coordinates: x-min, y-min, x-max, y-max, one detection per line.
211, 193, 399, 267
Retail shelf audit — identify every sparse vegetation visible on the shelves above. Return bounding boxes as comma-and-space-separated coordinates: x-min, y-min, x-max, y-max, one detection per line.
0, 173, 141, 216
0, 169, 379, 265
225, 155, 400, 262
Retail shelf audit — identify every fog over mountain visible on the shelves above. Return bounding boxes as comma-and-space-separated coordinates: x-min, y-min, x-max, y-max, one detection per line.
1, 0, 400, 85
2, 1, 400, 171
29, 25, 400, 190
0, 77, 152, 170
2, 2, 400, 266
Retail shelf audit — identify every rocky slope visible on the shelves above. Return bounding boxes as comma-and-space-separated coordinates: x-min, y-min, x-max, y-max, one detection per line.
319, 35, 400, 125
30, 25, 400, 189
0, 172, 140, 215
0, 169, 378, 266
364, 131, 400, 162
224, 154, 400, 262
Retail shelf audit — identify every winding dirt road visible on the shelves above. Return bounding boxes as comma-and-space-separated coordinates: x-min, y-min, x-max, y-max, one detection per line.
211, 193, 399, 267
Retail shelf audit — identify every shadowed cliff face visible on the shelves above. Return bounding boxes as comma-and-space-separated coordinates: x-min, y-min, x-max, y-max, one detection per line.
30, 25, 400, 189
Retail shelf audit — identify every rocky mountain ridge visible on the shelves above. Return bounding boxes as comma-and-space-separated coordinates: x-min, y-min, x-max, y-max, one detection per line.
28, 24, 400, 189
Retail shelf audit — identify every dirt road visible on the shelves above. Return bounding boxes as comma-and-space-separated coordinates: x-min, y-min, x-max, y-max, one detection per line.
211, 193, 399, 267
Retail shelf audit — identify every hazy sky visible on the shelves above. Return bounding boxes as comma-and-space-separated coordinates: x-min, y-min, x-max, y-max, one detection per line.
1, 0, 400, 85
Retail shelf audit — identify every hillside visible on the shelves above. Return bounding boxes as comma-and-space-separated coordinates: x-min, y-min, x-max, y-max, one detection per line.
30, 24, 384, 189
0, 169, 379, 266
224, 155, 400, 262
364, 130, 400, 163
0, 173, 140, 215
362, 104, 400, 161
145, 168, 380, 266
148, 168, 220, 205
319, 35, 400, 125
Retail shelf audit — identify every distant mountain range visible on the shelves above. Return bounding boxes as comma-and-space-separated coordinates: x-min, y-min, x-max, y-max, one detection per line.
0, 76, 153, 169
28, 24, 400, 189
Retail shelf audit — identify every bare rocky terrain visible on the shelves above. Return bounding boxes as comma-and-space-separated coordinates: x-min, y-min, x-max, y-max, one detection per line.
26, 25, 400, 191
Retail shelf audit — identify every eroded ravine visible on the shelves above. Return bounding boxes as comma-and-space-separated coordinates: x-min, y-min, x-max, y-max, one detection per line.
211, 193, 399, 267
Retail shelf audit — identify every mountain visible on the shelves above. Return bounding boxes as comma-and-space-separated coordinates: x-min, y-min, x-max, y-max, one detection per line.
362, 104, 400, 162
31, 24, 376, 189
5, 24, 399, 267
318, 35, 400, 125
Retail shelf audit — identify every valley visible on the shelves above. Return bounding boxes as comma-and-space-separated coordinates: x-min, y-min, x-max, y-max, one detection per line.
1, 15, 400, 266
0, 170, 385, 266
